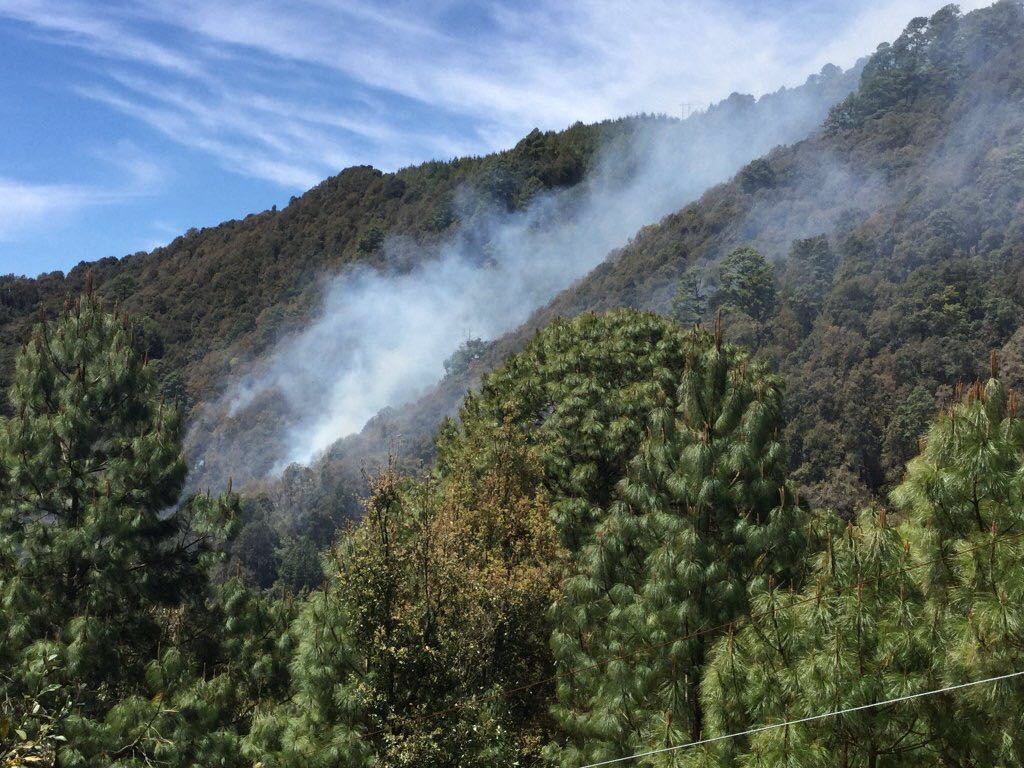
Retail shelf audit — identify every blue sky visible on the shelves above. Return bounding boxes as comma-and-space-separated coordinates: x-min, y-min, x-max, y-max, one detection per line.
0, 0, 987, 277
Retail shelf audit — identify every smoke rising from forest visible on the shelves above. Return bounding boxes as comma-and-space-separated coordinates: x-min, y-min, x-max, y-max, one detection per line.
205, 64, 862, 475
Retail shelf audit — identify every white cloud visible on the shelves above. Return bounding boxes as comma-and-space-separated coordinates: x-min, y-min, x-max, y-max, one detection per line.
141, 0, 986, 124
0, 0, 205, 75
0, 142, 163, 244
1, 0, 992, 189
0, 178, 95, 241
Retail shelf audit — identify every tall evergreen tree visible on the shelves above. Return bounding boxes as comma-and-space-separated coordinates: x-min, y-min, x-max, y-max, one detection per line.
712, 247, 777, 323
549, 324, 807, 767
702, 510, 935, 766
671, 268, 709, 327
699, 358, 1024, 767
441, 310, 695, 551
781, 235, 837, 332
891, 362, 1024, 765
0, 287, 263, 766
0, 286, 189, 693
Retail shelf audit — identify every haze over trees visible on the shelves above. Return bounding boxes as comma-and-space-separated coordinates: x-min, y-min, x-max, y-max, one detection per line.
5, 2, 1024, 766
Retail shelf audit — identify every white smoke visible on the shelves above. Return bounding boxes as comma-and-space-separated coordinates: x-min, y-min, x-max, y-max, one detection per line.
214, 67, 860, 473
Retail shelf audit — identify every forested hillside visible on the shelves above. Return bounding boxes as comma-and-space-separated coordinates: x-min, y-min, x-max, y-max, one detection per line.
7, 292, 1024, 765
331, 0, 1024, 521
2, 58, 862, 589
0, 119, 620, 413
0, 62, 856, 428
533, 0, 1024, 518
6, 3, 1024, 766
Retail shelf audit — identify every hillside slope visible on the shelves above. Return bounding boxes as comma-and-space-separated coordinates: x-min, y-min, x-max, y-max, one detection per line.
324, 1, 1024, 521
179, 68, 860, 489
0, 59, 865, 583
0, 119, 629, 412
522, 0, 1024, 511
0, 62, 857, 438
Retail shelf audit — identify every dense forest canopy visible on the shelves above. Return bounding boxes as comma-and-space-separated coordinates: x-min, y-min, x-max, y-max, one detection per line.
174, 0, 1024, 571
1, 58, 862, 498
6, 295, 1024, 765
357, 0, 1024, 523
5, 2, 1024, 766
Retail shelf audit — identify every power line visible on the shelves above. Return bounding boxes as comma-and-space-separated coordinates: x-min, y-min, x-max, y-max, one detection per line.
362, 526, 1024, 739
578, 668, 1024, 768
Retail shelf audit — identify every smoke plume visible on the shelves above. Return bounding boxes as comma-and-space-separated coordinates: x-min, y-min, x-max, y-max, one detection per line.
200, 64, 862, 476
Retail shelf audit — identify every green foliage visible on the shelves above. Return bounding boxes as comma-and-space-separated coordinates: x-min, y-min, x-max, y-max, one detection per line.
703, 510, 933, 765
529, 0, 1024, 515
274, 536, 323, 593
548, 326, 807, 766
0, 288, 191, 696
9, 309, 1024, 765
0, 292, 286, 766
780, 235, 837, 331
441, 310, 695, 550
698, 365, 1024, 766
233, 518, 281, 588
880, 384, 935, 483
889, 370, 1024, 764
442, 337, 487, 378
739, 158, 776, 193
357, 222, 386, 254
670, 267, 709, 326
712, 247, 777, 323
5, 4, 1024, 765
251, 429, 563, 767
824, 5, 1006, 133
228, 462, 357, 588
0, 115, 650, 434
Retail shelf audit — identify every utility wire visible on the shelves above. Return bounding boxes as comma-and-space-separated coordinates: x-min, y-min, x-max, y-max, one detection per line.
362, 526, 1024, 738
578, 668, 1024, 767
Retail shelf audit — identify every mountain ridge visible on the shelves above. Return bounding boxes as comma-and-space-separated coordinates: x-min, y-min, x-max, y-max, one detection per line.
8, 3, 1020, 550
309, 0, 1024, 523
185, 64, 862, 489
1, 58, 857, 423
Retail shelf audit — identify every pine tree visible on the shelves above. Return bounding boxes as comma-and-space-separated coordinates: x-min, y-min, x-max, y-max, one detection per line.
0, 286, 187, 696
890, 360, 1024, 765
701, 509, 935, 766
697, 357, 1024, 766
441, 310, 695, 551
781, 235, 837, 332
0, 287, 257, 766
549, 324, 807, 767
250, 423, 563, 767
671, 268, 709, 327
712, 247, 776, 323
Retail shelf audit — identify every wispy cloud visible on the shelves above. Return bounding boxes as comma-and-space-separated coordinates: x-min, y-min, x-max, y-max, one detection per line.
1, 0, 991, 191
73, 82, 328, 189
0, 141, 163, 245
0, 178, 95, 241
0, 0, 205, 75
